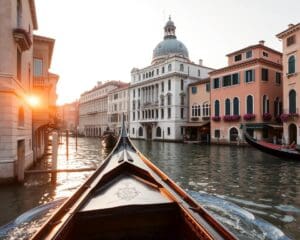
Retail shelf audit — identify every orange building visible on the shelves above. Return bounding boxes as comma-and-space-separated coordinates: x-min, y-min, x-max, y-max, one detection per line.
277, 24, 300, 144
186, 79, 210, 142
210, 41, 283, 144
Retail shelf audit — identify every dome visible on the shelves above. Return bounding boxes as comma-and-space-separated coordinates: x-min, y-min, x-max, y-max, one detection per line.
153, 38, 189, 61
152, 17, 189, 63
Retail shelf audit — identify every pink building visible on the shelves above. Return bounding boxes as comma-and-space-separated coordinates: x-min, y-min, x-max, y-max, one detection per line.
210, 42, 283, 144
277, 24, 300, 144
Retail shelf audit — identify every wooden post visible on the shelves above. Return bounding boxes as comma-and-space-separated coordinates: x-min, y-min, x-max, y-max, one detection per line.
75, 128, 78, 151
66, 129, 69, 159
51, 132, 58, 184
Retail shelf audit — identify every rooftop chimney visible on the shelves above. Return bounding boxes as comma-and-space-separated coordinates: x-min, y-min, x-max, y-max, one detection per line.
199, 59, 203, 66
288, 23, 294, 28
259, 40, 265, 45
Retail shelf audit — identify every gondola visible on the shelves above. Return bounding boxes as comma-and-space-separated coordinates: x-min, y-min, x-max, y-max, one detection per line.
101, 129, 117, 148
244, 131, 300, 160
31, 120, 237, 240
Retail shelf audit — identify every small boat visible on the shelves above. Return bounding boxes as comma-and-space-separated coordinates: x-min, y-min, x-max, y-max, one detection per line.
31, 120, 236, 240
244, 131, 300, 160
101, 129, 117, 148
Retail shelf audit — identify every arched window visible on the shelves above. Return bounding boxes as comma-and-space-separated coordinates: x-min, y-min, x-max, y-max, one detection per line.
167, 94, 172, 105
274, 97, 281, 117
202, 103, 209, 116
230, 128, 239, 142
18, 106, 24, 126
214, 100, 220, 116
156, 127, 161, 137
225, 99, 231, 115
288, 55, 296, 74
167, 127, 171, 135
263, 95, 269, 114
138, 127, 143, 137
289, 90, 296, 113
192, 104, 201, 117
233, 97, 239, 115
246, 95, 253, 114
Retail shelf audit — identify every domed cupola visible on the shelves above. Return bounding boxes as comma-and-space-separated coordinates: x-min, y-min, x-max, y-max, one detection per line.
152, 16, 189, 64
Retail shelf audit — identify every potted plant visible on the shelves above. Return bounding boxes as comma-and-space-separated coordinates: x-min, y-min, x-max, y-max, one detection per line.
243, 113, 256, 121
212, 116, 221, 121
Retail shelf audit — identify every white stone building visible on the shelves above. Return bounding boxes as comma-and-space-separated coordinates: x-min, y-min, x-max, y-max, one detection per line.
79, 81, 128, 136
107, 84, 130, 134
129, 18, 213, 141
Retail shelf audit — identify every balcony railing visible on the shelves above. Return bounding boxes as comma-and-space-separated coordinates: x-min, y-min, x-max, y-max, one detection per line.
280, 109, 299, 122
13, 28, 32, 51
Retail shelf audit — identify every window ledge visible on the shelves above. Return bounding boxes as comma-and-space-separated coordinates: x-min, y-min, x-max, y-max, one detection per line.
287, 72, 297, 78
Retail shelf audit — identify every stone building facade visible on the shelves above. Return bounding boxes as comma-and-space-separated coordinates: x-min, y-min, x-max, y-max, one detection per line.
0, 0, 58, 181
130, 18, 212, 141
210, 42, 282, 144
78, 81, 128, 136
277, 24, 300, 145
107, 84, 129, 134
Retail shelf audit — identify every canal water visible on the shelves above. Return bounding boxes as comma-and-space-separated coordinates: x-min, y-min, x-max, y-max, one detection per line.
0, 137, 299, 239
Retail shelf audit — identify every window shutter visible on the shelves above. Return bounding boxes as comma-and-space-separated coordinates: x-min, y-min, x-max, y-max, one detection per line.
252, 69, 255, 81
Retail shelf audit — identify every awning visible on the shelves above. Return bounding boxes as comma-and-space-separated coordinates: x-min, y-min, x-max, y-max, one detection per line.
266, 124, 283, 129
240, 123, 265, 129
182, 122, 210, 127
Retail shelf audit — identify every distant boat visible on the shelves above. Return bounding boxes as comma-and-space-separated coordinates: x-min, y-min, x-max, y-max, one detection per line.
244, 131, 300, 160
101, 129, 117, 148
30, 120, 236, 240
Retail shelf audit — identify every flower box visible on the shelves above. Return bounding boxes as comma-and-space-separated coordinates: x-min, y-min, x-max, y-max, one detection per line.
191, 117, 199, 121
280, 113, 299, 122
223, 115, 241, 122
212, 116, 221, 121
202, 116, 210, 121
243, 113, 256, 121
262, 113, 272, 121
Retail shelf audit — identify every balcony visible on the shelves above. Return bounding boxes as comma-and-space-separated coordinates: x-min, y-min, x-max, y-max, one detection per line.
280, 109, 299, 122
33, 76, 46, 88
13, 28, 32, 51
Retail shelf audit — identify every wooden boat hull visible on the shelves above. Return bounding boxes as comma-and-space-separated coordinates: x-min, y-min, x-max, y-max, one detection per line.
244, 132, 300, 160
31, 122, 236, 240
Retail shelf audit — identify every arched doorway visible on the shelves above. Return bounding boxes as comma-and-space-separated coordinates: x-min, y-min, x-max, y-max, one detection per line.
229, 127, 239, 142
289, 123, 297, 144
146, 125, 152, 140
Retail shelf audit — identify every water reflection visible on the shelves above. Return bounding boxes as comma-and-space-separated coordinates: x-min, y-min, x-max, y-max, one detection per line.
0, 138, 299, 239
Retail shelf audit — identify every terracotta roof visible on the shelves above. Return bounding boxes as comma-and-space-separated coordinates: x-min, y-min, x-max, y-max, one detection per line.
276, 23, 300, 38
226, 44, 282, 57
209, 58, 282, 76
188, 78, 210, 86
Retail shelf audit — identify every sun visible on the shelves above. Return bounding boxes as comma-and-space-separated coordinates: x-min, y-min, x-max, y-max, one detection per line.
27, 96, 40, 107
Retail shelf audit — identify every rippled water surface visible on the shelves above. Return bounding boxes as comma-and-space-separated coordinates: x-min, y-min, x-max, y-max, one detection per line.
0, 137, 299, 239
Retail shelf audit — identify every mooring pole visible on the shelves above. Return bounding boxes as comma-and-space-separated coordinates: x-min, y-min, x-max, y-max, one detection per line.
66, 129, 69, 160
75, 128, 78, 151
51, 131, 58, 184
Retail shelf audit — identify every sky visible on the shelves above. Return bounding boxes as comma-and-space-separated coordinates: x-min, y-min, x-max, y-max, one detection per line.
34, 0, 300, 105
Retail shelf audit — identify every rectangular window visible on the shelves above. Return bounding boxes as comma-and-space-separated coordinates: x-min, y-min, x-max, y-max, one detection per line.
167, 127, 170, 135
262, 68, 269, 81
181, 79, 184, 90
168, 79, 171, 91
180, 95, 184, 105
114, 93, 118, 99
168, 108, 171, 118
223, 75, 231, 87
263, 51, 269, 57
276, 72, 281, 84
191, 86, 197, 94
161, 82, 164, 92
156, 69, 159, 75
162, 66, 165, 73
138, 88, 140, 97
198, 69, 201, 76
215, 130, 220, 138
246, 50, 252, 58
234, 54, 242, 61
206, 83, 210, 92
245, 69, 255, 83
213, 78, 220, 89
132, 112, 135, 121
161, 109, 164, 119
156, 109, 158, 118
232, 73, 239, 85
33, 58, 43, 76
181, 108, 184, 119
287, 35, 296, 46
132, 128, 135, 134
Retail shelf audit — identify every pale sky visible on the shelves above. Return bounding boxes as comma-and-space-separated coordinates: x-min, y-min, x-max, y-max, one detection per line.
35, 0, 300, 105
